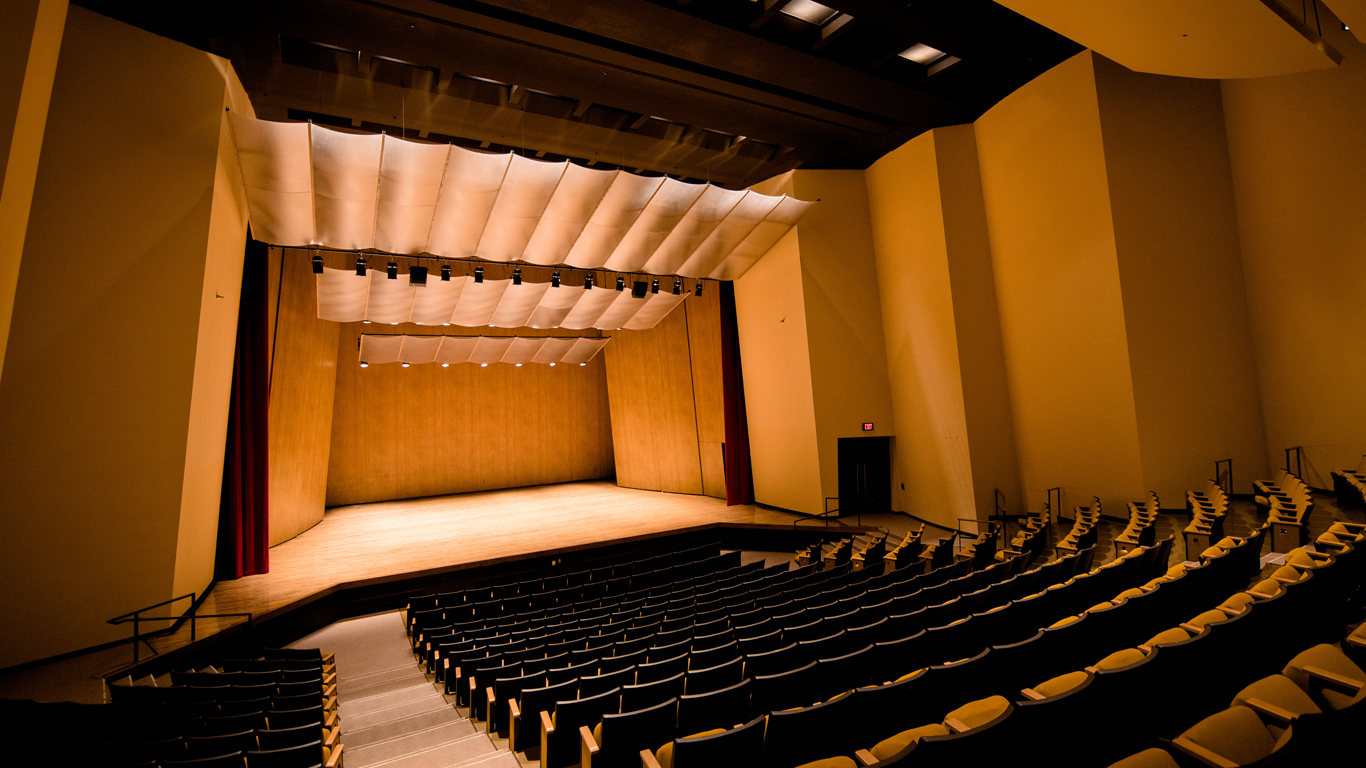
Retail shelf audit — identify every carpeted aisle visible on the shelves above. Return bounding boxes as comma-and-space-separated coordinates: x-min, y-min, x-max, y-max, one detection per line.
292, 612, 520, 768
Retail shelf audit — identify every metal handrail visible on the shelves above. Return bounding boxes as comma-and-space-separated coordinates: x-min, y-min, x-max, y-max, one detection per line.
108, 592, 252, 663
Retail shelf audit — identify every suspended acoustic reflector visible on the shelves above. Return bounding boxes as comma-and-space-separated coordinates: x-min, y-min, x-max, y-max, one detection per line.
358, 334, 609, 366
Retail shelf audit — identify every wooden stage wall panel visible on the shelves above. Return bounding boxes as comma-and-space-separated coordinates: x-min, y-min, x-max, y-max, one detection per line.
603, 281, 725, 497
268, 248, 340, 545
325, 314, 615, 507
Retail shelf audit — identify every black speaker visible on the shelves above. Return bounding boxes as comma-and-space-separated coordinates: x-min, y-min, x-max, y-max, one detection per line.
631, 281, 648, 299
408, 266, 428, 287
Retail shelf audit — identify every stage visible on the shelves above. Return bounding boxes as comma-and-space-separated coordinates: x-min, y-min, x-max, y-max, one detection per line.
163, 481, 800, 656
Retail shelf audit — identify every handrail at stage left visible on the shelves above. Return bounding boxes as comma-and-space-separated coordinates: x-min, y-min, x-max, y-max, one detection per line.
108, 592, 253, 664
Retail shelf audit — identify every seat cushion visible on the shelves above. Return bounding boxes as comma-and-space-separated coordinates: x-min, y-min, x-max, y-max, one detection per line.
1095, 648, 1146, 670
1180, 706, 1277, 764
1034, 671, 1088, 698
1199, 545, 1226, 559
870, 723, 950, 761
1215, 536, 1242, 549
1220, 592, 1257, 613
1115, 588, 1145, 601
1106, 748, 1180, 768
1328, 522, 1364, 541
1144, 627, 1191, 647
945, 695, 1010, 730
1187, 609, 1229, 630
1165, 564, 1188, 579
1285, 548, 1318, 569
1271, 564, 1306, 583
657, 730, 726, 768
1049, 615, 1081, 629
1249, 578, 1284, 597
1233, 674, 1322, 717
1283, 644, 1366, 711
1087, 602, 1114, 612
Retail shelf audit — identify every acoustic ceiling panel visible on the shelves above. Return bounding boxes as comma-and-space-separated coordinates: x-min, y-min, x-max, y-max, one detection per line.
317, 268, 690, 330
232, 116, 814, 280
357, 334, 609, 365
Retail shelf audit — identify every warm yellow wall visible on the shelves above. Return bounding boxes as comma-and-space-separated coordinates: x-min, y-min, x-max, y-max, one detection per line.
974, 51, 1147, 516
0, 0, 66, 385
0, 8, 248, 668
1221, 25, 1366, 487
864, 131, 976, 530
734, 227, 825, 515
1092, 55, 1269, 500
789, 170, 897, 513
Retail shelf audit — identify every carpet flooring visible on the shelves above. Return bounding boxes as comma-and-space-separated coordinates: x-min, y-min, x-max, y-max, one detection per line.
291, 612, 520, 768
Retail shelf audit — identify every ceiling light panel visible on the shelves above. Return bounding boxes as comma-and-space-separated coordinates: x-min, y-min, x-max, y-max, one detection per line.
778, 0, 840, 26
899, 43, 947, 65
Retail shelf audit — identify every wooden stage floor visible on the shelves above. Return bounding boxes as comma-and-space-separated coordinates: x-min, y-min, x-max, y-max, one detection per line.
160, 481, 798, 654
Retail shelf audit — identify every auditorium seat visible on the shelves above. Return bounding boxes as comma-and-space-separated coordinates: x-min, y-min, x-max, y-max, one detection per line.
581, 697, 677, 768
541, 686, 621, 768
642, 715, 767, 768
678, 678, 752, 735
1171, 705, 1296, 767
762, 689, 858, 768
621, 672, 685, 712
1280, 644, 1366, 715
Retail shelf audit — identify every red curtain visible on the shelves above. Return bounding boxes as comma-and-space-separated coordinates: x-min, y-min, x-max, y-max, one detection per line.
720, 281, 754, 506
216, 238, 271, 580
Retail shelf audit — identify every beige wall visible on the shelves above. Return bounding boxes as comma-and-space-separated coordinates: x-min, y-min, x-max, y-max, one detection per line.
974, 51, 1148, 517
1221, 27, 1366, 488
0, 8, 248, 669
734, 227, 825, 515
789, 171, 898, 516
1092, 55, 1269, 500
0, 0, 66, 385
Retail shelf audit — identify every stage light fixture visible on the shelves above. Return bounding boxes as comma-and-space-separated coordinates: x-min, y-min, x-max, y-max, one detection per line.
695, 281, 703, 296
441, 264, 451, 281
409, 266, 428, 287
513, 268, 522, 285
616, 276, 625, 291
474, 266, 484, 283
551, 271, 561, 287
359, 361, 369, 368
401, 362, 410, 368
312, 254, 324, 274
356, 256, 367, 276
584, 273, 594, 290
387, 261, 398, 279
651, 279, 660, 294
673, 278, 682, 295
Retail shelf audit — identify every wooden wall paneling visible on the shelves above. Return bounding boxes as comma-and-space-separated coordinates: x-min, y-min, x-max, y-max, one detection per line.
603, 303, 705, 495
685, 281, 727, 497
325, 319, 615, 507
265, 243, 282, 391
268, 248, 341, 545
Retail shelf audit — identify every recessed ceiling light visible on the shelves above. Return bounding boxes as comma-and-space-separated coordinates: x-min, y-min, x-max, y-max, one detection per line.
579, 362, 586, 366
401, 362, 410, 368
481, 363, 488, 367
443, 323, 450, 326
515, 363, 523, 367
359, 361, 369, 368
780, 0, 839, 26
441, 363, 449, 367
549, 362, 556, 367
899, 43, 947, 65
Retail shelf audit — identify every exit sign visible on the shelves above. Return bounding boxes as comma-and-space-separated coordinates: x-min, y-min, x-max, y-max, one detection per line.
862, 422, 874, 431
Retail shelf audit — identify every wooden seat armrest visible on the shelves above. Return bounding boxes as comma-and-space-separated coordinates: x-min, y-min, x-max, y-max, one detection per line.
1138, 644, 1154, 654
1345, 634, 1366, 650
1214, 606, 1242, 617
540, 710, 555, 735
1172, 736, 1239, 768
324, 743, 344, 768
322, 652, 336, 665
508, 699, 521, 719
1001, 549, 1023, 556
640, 749, 664, 768
1179, 623, 1204, 634
1304, 665, 1365, 692
945, 717, 969, 733
1020, 688, 1046, 701
1083, 665, 1099, 674
324, 695, 338, 712
1244, 698, 1298, 723
324, 683, 337, 698
324, 709, 338, 729
324, 671, 337, 685
581, 725, 599, 768
1337, 521, 1366, 531
1317, 541, 1348, 552
855, 749, 879, 766
1271, 575, 1300, 585
325, 727, 340, 748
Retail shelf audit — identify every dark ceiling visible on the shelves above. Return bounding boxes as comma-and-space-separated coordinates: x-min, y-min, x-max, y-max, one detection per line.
75, 0, 1080, 188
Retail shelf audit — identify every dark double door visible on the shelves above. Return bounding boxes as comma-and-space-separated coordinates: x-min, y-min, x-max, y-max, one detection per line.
837, 436, 891, 516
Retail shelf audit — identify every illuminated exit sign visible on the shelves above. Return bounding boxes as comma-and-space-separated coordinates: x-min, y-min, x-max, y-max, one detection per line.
862, 422, 874, 431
